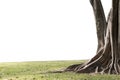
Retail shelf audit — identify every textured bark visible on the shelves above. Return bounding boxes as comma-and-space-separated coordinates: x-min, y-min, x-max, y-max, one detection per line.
65, 0, 120, 74
90, 0, 106, 52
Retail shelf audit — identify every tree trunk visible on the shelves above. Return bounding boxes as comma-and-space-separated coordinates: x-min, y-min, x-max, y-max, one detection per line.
90, 0, 106, 52
65, 0, 120, 74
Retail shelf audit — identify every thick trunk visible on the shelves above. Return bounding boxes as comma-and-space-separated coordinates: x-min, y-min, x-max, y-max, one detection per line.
90, 0, 106, 52
65, 0, 120, 74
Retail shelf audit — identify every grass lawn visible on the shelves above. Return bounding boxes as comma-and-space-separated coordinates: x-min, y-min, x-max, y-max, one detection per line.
0, 60, 120, 80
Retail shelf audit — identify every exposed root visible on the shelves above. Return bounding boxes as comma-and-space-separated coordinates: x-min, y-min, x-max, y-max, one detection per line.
65, 64, 82, 72
64, 56, 120, 74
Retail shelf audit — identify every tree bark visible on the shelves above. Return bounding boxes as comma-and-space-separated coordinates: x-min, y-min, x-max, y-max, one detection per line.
65, 0, 120, 74
90, 0, 106, 52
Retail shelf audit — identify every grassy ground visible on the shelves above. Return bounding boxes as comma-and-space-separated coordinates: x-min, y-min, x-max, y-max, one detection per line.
0, 60, 120, 80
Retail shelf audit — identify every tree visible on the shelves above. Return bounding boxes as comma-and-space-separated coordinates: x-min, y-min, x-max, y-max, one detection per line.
65, 0, 120, 74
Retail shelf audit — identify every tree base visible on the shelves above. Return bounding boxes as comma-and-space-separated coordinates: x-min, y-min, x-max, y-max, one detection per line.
64, 0, 120, 75
65, 58, 120, 74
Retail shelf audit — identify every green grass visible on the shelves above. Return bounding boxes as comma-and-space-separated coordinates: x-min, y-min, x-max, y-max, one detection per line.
0, 60, 120, 80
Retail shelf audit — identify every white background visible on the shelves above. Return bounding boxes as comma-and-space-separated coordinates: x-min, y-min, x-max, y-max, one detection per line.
0, 0, 111, 62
